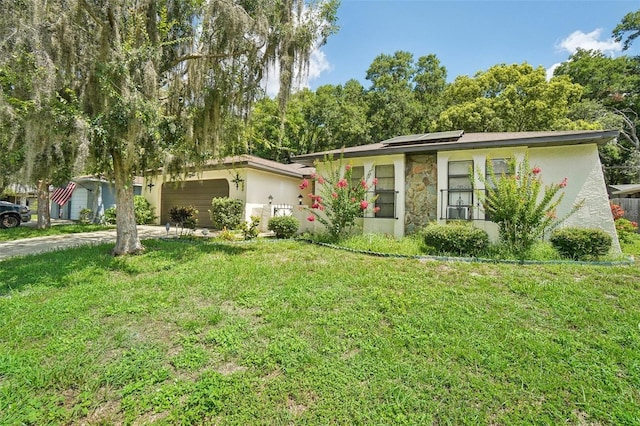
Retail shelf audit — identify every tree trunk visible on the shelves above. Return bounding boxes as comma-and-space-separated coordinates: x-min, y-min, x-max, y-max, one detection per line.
36, 180, 51, 229
112, 152, 143, 256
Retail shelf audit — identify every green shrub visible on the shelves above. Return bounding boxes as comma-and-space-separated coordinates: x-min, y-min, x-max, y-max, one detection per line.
209, 197, 244, 230
550, 227, 612, 260
79, 208, 93, 224
103, 207, 117, 225
240, 216, 261, 240
423, 224, 489, 256
478, 155, 581, 257
615, 218, 639, 243
100, 196, 155, 225
170, 205, 198, 235
268, 216, 299, 239
134, 195, 156, 224
217, 228, 238, 241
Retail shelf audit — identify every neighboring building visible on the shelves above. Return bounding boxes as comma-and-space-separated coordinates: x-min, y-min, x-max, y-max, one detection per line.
1, 183, 37, 208
51, 176, 143, 221
609, 184, 640, 199
143, 155, 315, 229
294, 129, 620, 252
609, 184, 640, 232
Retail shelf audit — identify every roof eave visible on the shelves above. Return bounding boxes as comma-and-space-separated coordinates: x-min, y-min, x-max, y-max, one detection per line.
244, 161, 313, 179
293, 130, 619, 164
147, 157, 313, 179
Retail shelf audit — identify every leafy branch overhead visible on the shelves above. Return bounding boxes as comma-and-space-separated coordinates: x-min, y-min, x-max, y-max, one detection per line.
1, 0, 338, 254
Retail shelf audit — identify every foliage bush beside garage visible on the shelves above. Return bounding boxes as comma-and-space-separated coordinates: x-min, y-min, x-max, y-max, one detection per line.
134, 196, 156, 224
102, 196, 156, 225
209, 197, 244, 230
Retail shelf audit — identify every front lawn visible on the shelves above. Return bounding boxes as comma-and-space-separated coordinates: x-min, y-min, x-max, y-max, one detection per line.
1, 239, 639, 424
322, 232, 639, 262
0, 224, 113, 242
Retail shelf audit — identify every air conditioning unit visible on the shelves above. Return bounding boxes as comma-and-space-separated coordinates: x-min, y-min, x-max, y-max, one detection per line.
447, 206, 470, 220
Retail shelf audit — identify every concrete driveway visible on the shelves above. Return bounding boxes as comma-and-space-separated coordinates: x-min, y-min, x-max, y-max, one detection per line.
0, 225, 170, 261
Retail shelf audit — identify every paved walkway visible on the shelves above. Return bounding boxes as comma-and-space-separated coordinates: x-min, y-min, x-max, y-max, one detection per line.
0, 225, 171, 261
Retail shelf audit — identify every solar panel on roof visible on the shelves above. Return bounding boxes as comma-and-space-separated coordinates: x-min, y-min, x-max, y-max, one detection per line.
382, 130, 464, 146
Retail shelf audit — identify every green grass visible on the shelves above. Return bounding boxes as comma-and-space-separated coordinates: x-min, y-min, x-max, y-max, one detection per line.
1, 239, 639, 424
0, 224, 113, 242
333, 233, 428, 256
621, 233, 640, 258
321, 232, 634, 262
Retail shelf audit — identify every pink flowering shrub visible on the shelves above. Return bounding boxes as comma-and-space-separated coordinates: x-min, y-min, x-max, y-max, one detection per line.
611, 203, 638, 242
478, 156, 582, 256
303, 156, 378, 240
610, 203, 625, 220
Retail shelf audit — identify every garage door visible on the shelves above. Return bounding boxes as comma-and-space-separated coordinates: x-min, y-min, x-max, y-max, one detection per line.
161, 179, 230, 228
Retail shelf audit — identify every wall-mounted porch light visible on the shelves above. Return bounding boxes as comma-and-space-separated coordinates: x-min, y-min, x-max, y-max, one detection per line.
298, 194, 303, 205
268, 195, 273, 205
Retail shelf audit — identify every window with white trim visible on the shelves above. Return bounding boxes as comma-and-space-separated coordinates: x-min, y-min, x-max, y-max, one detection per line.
486, 158, 510, 182
484, 158, 511, 221
375, 165, 395, 218
349, 166, 364, 190
447, 160, 473, 220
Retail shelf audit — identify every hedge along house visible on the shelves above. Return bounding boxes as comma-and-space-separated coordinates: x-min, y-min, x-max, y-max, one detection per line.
143, 155, 315, 229
294, 129, 621, 252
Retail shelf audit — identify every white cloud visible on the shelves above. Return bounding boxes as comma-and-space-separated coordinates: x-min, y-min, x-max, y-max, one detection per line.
305, 48, 332, 85
556, 28, 622, 55
547, 28, 623, 80
263, 46, 332, 97
546, 63, 561, 81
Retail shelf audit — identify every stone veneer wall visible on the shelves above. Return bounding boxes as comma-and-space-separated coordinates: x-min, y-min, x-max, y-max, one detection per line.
405, 154, 438, 234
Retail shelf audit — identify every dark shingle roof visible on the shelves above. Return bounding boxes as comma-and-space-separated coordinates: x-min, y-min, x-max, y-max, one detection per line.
202, 155, 315, 178
293, 130, 619, 165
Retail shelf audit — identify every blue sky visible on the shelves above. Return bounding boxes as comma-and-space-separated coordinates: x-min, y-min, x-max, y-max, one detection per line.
302, 0, 639, 90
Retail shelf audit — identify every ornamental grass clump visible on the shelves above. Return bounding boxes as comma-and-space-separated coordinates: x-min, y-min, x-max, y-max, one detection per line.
169, 205, 198, 236
478, 156, 582, 258
302, 156, 379, 241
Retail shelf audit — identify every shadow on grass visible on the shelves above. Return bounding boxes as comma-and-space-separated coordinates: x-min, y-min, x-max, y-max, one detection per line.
0, 224, 114, 242
0, 239, 252, 296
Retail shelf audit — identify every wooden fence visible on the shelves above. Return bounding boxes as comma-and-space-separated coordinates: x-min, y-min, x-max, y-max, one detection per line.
611, 198, 640, 231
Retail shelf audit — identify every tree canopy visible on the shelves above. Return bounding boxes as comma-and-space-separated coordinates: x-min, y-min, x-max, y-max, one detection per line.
613, 9, 640, 51
436, 63, 591, 132
1, 0, 337, 253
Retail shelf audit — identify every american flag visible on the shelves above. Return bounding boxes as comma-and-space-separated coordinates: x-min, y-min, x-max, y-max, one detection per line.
50, 182, 77, 206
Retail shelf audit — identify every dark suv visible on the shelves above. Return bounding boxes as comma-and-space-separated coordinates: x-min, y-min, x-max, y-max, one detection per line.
0, 201, 31, 228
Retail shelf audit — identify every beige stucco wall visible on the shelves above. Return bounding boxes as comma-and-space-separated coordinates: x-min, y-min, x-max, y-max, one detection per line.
312, 154, 405, 238
529, 145, 621, 253
143, 168, 309, 230
437, 144, 620, 253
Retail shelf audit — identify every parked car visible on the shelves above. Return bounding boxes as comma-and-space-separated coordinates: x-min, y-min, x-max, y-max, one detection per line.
0, 201, 31, 228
